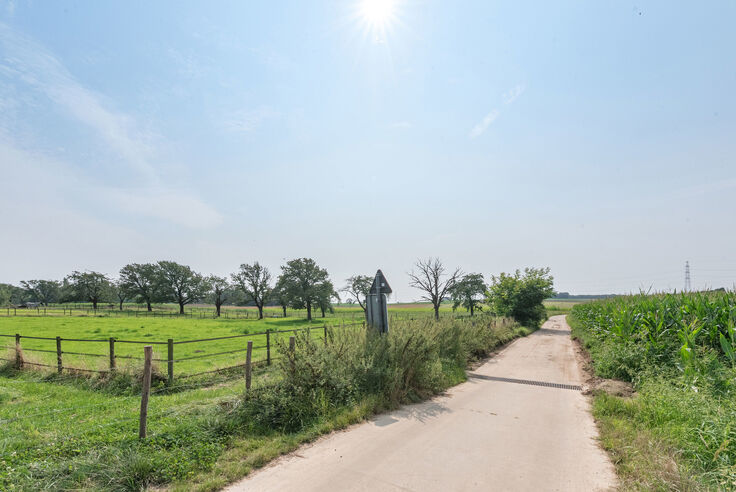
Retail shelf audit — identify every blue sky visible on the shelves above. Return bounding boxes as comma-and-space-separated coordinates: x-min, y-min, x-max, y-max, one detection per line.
1, 0, 735, 299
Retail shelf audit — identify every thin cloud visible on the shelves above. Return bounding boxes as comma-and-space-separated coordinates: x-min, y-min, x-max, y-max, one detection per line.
222, 106, 279, 134
469, 83, 525, 139
503, 84, 525, 105
0, 134, 222, 229
469, 110, 499, 138
0, 22, 223, 228
0, 22, 156, 181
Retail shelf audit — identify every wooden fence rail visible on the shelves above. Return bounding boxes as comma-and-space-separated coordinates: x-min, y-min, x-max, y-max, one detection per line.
0, 322, 366, 382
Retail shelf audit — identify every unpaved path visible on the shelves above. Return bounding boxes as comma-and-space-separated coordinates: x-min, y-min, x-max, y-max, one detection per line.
224, 315, 617, 491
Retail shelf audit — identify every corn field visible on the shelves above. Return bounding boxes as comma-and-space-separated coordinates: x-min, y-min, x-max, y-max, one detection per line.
572, 291, 736, 372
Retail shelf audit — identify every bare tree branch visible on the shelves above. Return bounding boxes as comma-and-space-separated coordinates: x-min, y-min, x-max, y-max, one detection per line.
408, 258, 462, 320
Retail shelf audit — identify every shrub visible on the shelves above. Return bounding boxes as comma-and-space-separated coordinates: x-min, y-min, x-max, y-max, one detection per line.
486, 267, 554, 328
230, 317, 523, 434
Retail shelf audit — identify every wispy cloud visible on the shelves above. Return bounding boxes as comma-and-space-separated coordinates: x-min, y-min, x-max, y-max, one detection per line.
0, 22, 222, 228
222, 106, 279, 134
469, 110, 499, 138
0, 22, 158, 181
503, 84, 525, 105
469, 83, 525, 139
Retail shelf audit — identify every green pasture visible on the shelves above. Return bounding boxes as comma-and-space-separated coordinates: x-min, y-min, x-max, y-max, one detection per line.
0, 317, 360, 376
0, 302, 454, 319
0, 303, 463, 377
0, 368, 260, 490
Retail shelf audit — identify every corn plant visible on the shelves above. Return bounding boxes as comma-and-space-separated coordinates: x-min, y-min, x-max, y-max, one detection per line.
720, 320, 736, 368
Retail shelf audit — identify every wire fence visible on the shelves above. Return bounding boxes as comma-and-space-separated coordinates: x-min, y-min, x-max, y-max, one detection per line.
0, 304, 384, 320
0, 321, 366, 381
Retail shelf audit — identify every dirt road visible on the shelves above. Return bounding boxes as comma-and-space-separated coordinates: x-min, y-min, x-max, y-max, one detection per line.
224, 315, 617, 491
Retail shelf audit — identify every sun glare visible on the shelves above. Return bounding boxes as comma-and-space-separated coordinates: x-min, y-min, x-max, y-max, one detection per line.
359, 0, 396, 28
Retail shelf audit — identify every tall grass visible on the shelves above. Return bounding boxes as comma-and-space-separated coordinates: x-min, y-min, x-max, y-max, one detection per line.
1, 315, 526, 491
571, 291, 736, 489
228, 316, 524, 434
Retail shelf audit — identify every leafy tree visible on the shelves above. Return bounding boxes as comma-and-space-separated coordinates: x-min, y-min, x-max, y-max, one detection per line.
486, 267, 554, 328
0, 283, 12, 307
20, 279, 61, 306
119, 263, 160, 311
316, 280, 338, 318
277, 258, 330, 321
206, 275, 231, 317
450, 273, 487, 316
231, 262, 272, 319
4, 284, 27, 305
408, 258, 462, 320
156, 261, 208, 314
341, 275, 372, 314
66, 271, 112, 310
271, 277, 289, 318
112, 280, 126, 311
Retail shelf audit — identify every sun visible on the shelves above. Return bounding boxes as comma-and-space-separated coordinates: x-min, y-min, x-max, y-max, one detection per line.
359, 0, 396, 28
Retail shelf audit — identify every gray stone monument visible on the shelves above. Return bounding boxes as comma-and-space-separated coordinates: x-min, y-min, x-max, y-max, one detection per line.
366, 269, 391, 334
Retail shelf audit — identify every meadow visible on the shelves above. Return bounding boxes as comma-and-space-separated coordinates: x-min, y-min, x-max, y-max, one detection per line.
0, 304, 456, 377
0, 311, 529, 491
570, 292, 736, 490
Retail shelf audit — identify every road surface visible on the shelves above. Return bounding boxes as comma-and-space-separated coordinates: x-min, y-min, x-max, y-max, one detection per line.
224, 315, 617, 491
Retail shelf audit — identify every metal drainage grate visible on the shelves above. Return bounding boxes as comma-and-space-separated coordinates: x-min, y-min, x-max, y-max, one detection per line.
536, 328, 572, 336
468, 373, 582, 391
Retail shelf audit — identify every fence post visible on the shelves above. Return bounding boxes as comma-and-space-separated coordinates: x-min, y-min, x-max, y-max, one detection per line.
245, 341, 253, 390
324, 325, 328, 346
109, 338, 116, 372
167, 339, 174, 385
266, 330, 271, 365
139, 345, 153, 439
56, 336, 62, 374
15, 334, 22, 369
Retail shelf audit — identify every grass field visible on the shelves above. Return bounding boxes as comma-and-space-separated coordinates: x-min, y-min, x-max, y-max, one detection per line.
0, 313, 529, 491
0, 304, 461, 377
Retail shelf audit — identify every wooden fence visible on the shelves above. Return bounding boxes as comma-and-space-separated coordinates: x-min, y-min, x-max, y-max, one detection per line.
0, 322, 365, 383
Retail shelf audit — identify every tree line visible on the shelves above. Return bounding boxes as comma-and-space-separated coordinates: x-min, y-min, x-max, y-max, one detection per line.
0, 258, 338, 320
0, 258, 554, 326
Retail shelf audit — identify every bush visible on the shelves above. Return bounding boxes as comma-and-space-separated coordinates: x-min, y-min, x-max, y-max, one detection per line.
231, 317, 524, 434
486, 267, 554, 328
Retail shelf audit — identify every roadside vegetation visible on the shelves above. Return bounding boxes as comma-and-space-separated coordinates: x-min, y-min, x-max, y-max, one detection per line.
1, 257, 556, 491
570, 292, 736, 490
1, 315, 529, 491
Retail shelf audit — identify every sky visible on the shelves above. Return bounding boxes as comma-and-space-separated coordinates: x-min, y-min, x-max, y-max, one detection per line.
1, 0, 735, 300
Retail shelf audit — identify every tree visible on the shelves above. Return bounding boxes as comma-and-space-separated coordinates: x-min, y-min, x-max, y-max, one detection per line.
20, 280, 61, 306
112, 280, 126, 311
449, 273, 487, 316
277, 258, 330, 321
3, 283, 28, 305
231, 262, 272, 319
119, 263, 160, 311
156, 261, 208, 314
271, 277, 289, 318
408, 258, 462, 320
0, 283, 12, 307
316, 280, 338, 318
486, 267, 554, 328
341, 275, 373, 314
206, 275, 231, 317
66, 271, 112, 310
